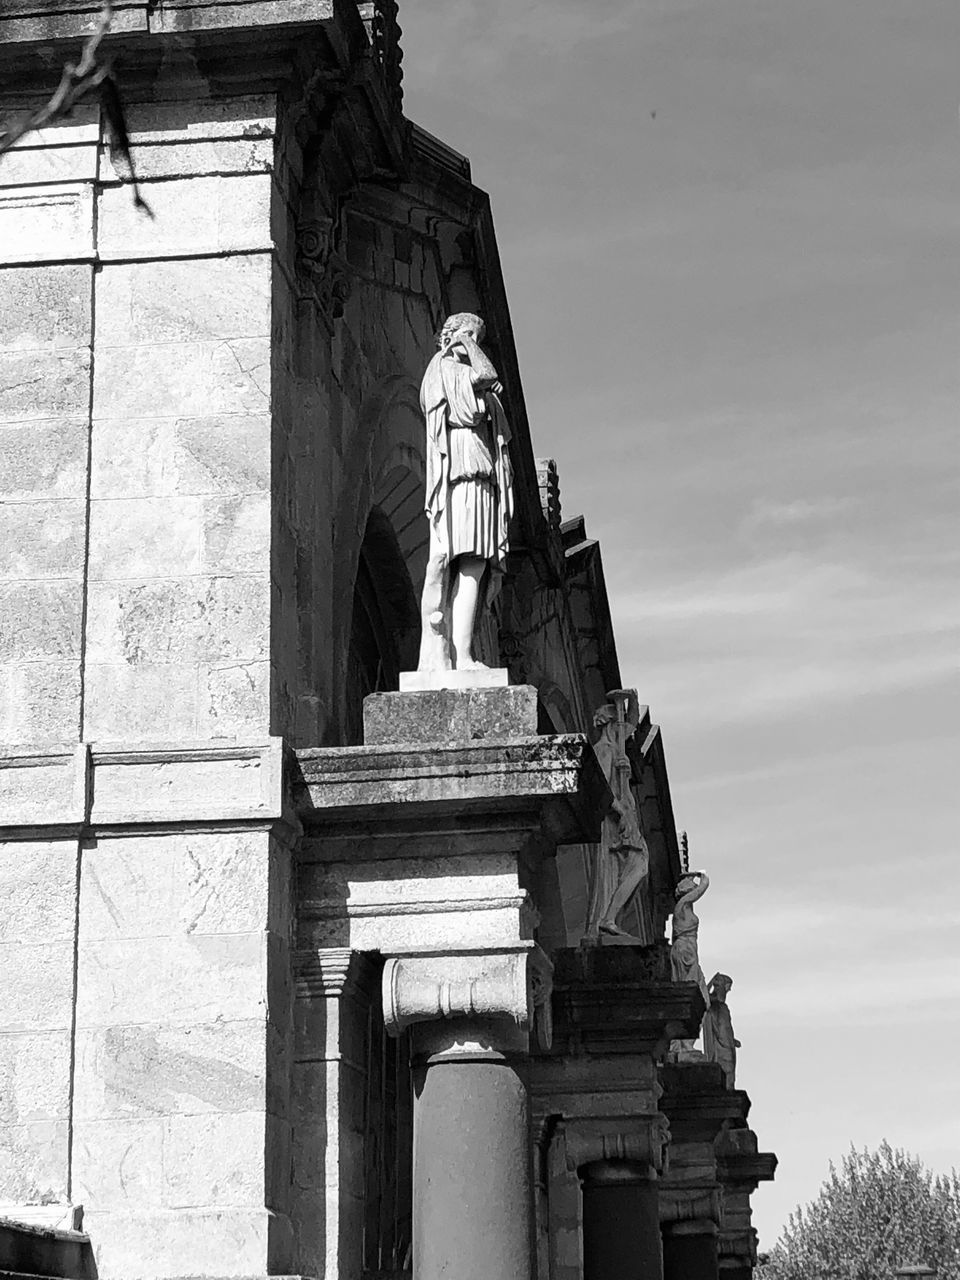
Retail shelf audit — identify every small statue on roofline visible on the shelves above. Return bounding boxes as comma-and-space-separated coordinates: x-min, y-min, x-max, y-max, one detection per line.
702, 972, 740, 1087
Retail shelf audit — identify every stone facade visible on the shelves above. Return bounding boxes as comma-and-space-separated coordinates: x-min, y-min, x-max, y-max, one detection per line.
0, 4, 775, 1279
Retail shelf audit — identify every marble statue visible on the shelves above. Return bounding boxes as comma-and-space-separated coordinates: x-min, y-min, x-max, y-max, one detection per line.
702, 972, 740, 1087
670, 870, 710, 1006
583, 689, 650, 943
417, 313, 514, 672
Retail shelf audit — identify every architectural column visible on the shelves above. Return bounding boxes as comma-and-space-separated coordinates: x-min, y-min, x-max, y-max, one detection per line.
582, 1163, 662, 1280
662, 1217, 720, 1280
383, 948, 551, 1280
565, 1117, 671, 1280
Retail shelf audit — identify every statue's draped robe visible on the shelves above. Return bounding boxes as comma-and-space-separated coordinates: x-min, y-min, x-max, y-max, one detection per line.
670, 905, 710, 1005
702, 999, 737, 1086
584, 729, 649, 939
420, 349, 513, 613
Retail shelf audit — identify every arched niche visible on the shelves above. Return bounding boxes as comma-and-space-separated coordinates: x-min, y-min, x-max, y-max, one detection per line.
343, 505, 421, 745
339, 377, 428, 744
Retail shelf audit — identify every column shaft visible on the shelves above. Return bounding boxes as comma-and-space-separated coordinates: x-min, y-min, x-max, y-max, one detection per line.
413, 1052, 534, 1280
662, 1226, 720, 1280
581, 1164, 663, 1280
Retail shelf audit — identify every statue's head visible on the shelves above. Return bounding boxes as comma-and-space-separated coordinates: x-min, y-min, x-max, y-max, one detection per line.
593, 703, 616, 729
437, 312, 485, 349
675, 873, 701, 898
709, 972, 732, 1000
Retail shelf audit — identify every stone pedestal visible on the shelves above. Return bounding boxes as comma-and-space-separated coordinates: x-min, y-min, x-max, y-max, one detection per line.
295, 685, 606, 1280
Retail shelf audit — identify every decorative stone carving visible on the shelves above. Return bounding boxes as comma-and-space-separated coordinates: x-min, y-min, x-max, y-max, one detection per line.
294, 947, 377, 1001
658, 1185, 724, 1227
297, 215, 351, 329
702, 972, 740, 1087
358, 0, 404, 113
563, 1114, 671, 1175
583, 688, 650, 944
382, 947, 551, 1046
415, 313, 515, 674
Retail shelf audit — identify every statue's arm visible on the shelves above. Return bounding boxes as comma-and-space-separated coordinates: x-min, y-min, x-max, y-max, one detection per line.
689, 872, 710, 903
457, 334, 499, 388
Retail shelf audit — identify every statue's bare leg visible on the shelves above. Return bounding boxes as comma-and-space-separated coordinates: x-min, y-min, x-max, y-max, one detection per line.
417, 551, 452, 670
449, 555, 486, 669
598, 849, 648, 934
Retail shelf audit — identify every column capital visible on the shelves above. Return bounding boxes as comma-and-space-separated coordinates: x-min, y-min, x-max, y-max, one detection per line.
563, 1113, 671, 1175
659, 1185, 723, 1228
382, 945, 553, 1051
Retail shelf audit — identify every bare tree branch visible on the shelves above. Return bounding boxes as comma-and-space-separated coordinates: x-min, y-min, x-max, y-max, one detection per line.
0, 1, 115, 155
0, 1, 152, 215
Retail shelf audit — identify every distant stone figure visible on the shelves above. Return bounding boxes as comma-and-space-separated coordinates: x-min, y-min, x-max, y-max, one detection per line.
417, 313, 514, 672
670, 870, 710, 1007
702, 972, 740, 1087
583, 689, 650, 943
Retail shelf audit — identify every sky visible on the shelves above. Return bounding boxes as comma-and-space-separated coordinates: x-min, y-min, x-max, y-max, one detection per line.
399, 0, 960, 1248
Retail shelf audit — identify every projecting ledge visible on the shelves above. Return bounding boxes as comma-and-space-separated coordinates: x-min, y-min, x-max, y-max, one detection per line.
0, 0, 345, 45
549, 946, 707, 1055
293, 734, 608, 845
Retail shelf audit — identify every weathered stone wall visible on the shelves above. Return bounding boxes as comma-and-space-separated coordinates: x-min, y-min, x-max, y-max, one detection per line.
0, 96, 278, 747
70, 828, 295, 1274
0, 82, 293, 1277
0, 836, 80, 1207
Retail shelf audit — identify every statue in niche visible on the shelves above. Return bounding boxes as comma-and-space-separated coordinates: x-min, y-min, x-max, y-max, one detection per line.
670, 868, 710, 1006
702, 972, 740, 1087
417, 313, 514, 672
583, 689, 650, 944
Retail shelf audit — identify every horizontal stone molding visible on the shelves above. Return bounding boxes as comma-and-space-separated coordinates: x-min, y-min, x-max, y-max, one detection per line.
295, 735, 605, 846
0, 0, 339, 45
382, 946, 553, 1047
0, 1203, 82, 1232
0, 739, 288, 834
293, 947, 379, 1001
563, 1113, 671, 1175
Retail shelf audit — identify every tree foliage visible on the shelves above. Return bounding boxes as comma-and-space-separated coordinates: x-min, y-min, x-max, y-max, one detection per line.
759, 1143, 960, 1280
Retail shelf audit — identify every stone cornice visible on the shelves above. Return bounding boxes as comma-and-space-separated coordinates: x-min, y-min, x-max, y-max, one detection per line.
716, 1151, 778, 1188
0, 1, 348, 47
547, 947, 706, 1056
659, 1062, 751, 1143
294, 735, 606, 846
714, 1127, 778, 1190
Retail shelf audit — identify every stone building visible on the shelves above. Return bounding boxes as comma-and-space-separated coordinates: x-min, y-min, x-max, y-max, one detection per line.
0, 3, 775, 1279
